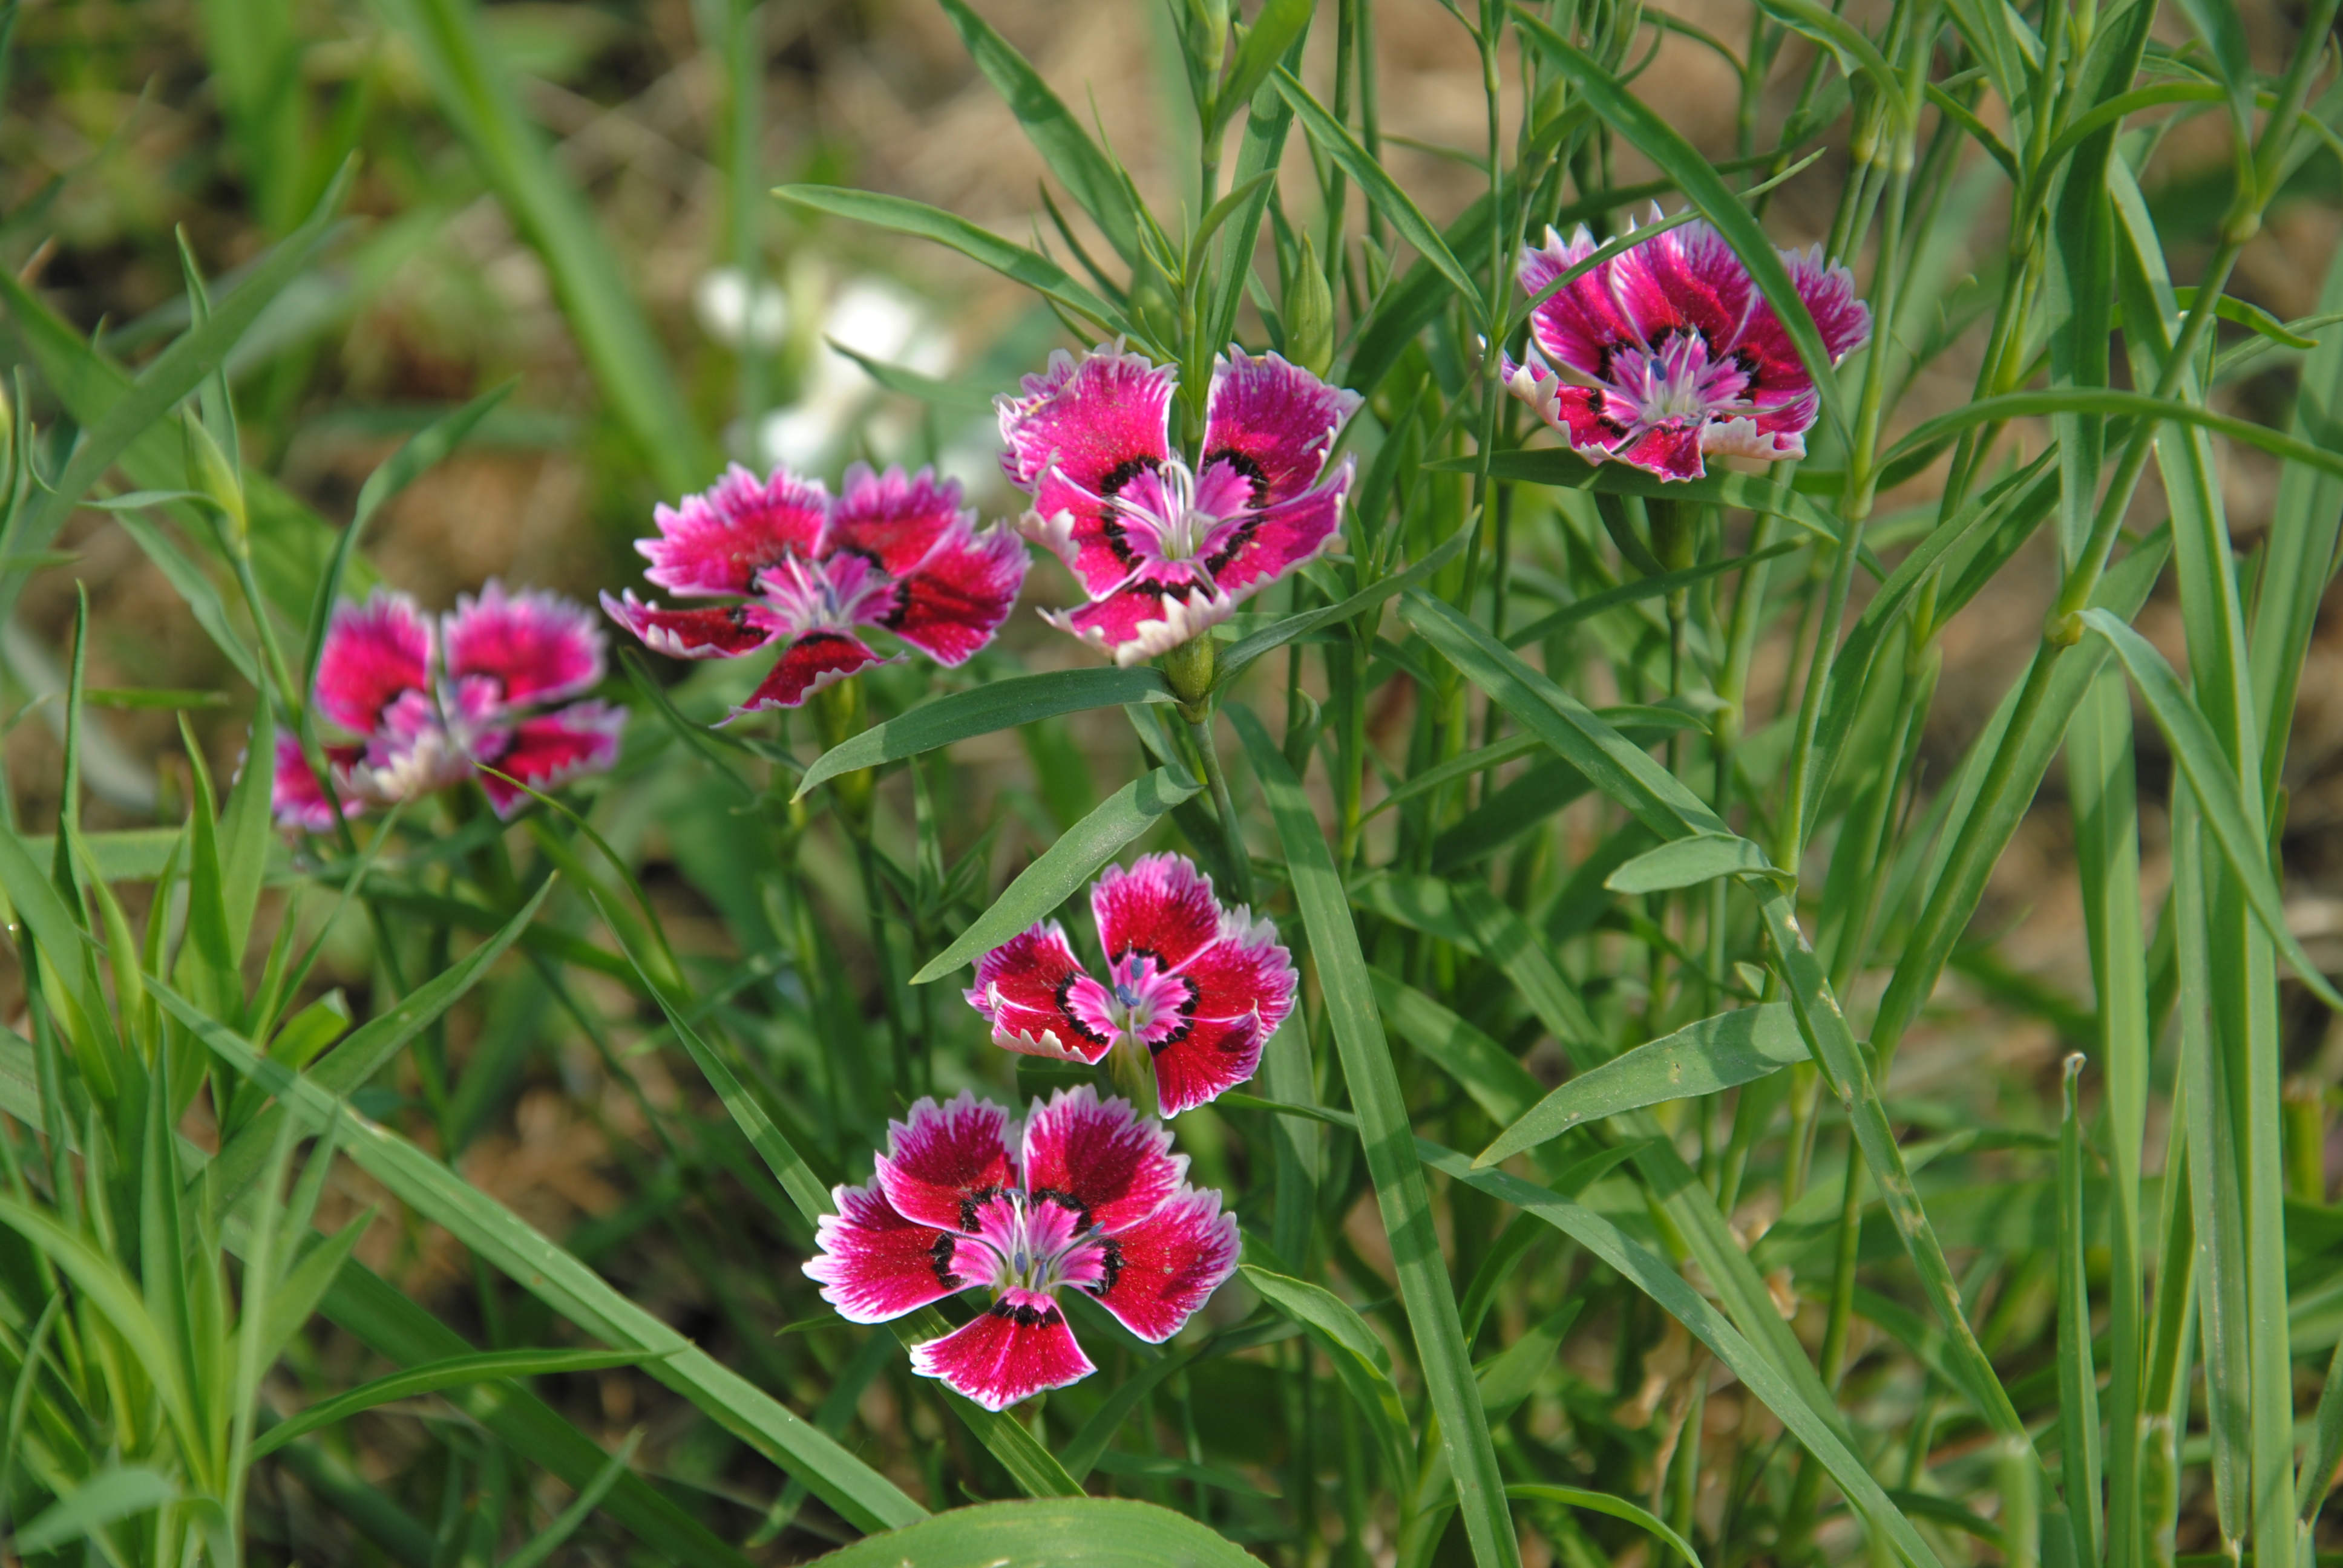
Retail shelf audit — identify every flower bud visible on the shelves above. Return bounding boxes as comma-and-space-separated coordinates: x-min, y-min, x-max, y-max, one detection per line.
1284, 235, 1335, 379
183, 416, 248, 560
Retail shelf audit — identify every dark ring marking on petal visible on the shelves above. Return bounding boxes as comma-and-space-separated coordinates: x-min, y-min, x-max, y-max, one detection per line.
1147, 975, 1202, 1057
876, 580, 913, 631
1201, 514, 1261, 578
957, 1184, 1008, 1233
1734, 347, 1761, 390
930, 1231, 964, 1289
1090, 1237, 1124, 1298
1097, 455, 1161, 498
1100, 518, 1139, 570
1201, 445, 1270, 512
989, 1298, 1066, 1328
1050, 975, 1119, 1048
1029, 1186, 1093, 1231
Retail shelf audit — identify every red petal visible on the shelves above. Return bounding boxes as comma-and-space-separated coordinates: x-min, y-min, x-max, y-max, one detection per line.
442, 581, 606, 708
473, 702, 624, 815
874, 522, 1026, 667
1089, 1186, 1239, 1342
824, 463, 970, 577
315, 591, 431, 736
638, 463, 827, 596
1020, 1085, 1184, 1234
732, 632, 886, 715
966, 923, 1115, 1063
600, 592, 780, 659
874, 1092, 1020, 1233
907, 1289, 1095, 1410
803, 1183, 980, 1323
1199, 349, 1361, 512
1092, 853, 1223, 973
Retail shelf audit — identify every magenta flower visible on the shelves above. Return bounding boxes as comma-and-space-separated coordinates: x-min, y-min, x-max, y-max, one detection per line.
965, 854, 1296, 1116
273, 583, 623, 829
804, 1088, 1239, 1411
600, 462, 1027, 720
998, 344, 1360, 665
1503, 209, 1872, 482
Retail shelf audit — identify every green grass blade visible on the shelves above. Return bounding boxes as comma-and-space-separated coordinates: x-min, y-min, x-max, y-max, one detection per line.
497, 1430, 641, 1568
776, 186, 1133, 344
2057, 1054, 2105, 1563
1476, 1005, 1801, 1168
1271, 67, 1480, 312
910, 764, 1200, 983
378, 0, 707, 493
1232, 703, 1522, 1568
1503, 1486, 1704, 1568
1369, 967, 1541, 1127
1240, 1264, 1415, 1491
251, 1348, 652, 1459
798, 667, 1173, 799
1213, 529, 1467, 691
936, 0, 1141, 266
148, 979, 929, 1534
8, 1466, 179, 1555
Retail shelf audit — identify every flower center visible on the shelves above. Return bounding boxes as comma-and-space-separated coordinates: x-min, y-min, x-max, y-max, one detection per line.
966, 1193, 1112, 1295
757, 550, 893, 634
1111, 459, 1229, 565
1613, 330, 1752, 430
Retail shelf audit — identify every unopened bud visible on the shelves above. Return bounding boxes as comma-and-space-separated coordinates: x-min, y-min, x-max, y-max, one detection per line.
1285, 235, 1335, 379
183, 416, 248, 559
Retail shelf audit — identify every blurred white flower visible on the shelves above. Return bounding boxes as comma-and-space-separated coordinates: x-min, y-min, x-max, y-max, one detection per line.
693, 266, 790, 350
756, 278, 952, 470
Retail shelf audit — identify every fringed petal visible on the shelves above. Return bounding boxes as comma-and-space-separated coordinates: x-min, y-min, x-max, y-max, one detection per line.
1502, 355, 1630, 460
1020, 1085, 1184, 1235
271, 732, 363, 831
1092, 853, 1227, 975
1614, 425, 1708, 482
1087, 1186, 1239, 1342
730, 632, 886, 717
874, 1091, 1020, 1233
1150, 1013, 1266, 1117
802, 1183, 976, 1324
441, 581, 607, 713
999, 346, 1179, 599
1519, 225, 1640, 381
638, 463, 828, 596
1043, 571, 1235, 667
966, 923, 1115, 1064
1783, 243, 1873, 362
906, 1288, 1094, 1410
874, 521, 1027, 667
1199, 349, 1361, 511
315, 590, 432, 736
473, 701, 624, 815
1200, 457, 1353, 603
600, 591, 782, 660
824, 464, 972, 578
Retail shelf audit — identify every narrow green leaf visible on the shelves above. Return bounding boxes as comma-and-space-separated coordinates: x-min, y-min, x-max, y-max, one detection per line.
1271, 67, 1480, 311
1604, 832, 1784, 894
778, 186, 1130, 341
1504, 1485, 1705, 1568
1886, 388, 2343, 484
150, 979, 930, 1534
1231, 704, 1523, 1568
253, 1348, 652, 1458
9, 1467, 179, 1555
1369, 967, 1542, 1126
2080, 608, 2343, 1010
936, 0, 1141, 264
499, 1431, 643, 1568
799, 667, 1173, 799
911, 765, 1200, 983
1216, 0, 1315, 131
1240, 1264, 1414, 1488
1744, 0, 1901, 111
1214, 529, 1468, 691
1476, 1005, 1803, 1168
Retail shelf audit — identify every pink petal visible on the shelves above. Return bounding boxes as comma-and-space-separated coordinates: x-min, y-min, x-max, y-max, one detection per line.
1615, 425, 1708, 482
1601, 209, 1697, 347
906, 1287, 1095, 1411
1093, 853, 1224, 975
824, 464, 972, 578
732, 631, 888, 716
638, 463, 828, 597
1519, 225, 1640, 380
600, 591, 782, 660
1199, 350, 1362, 511
1200, 457, 1354, 603
802, 1182, 978, 1324
872, 522, 1027, 667
1087, 1185, 1239, 1342
1043, 569, 1236, 667
350, 692, 471, 803
875, 1091, 1020, 1233
315, 591, 433, 736
1643, 221, 1757, 357
1000, 347, 1179, 600
442, 581, 606, 710
997, 344, 1176, 497
473, 701, 625, 815
1177, 905, 1298, 1030
1020, 1084, 1185, 1235
1784, 244, 1872, 362
966, 923, 1115, 1063
1502, 356, 1630, 460
1151, 1013, 1267, 1117
271, 732, 364, 831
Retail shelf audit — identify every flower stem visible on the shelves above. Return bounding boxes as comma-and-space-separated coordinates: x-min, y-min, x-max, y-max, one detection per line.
1188, 710, 1254, 907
